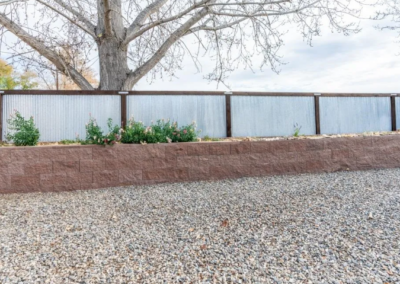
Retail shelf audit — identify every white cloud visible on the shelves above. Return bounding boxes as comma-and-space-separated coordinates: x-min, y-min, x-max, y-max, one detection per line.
136, 19, 400, 93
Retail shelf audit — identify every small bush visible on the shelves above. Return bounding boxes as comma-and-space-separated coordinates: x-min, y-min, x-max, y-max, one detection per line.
121, 118, 198, 144
6, 110, 40, 146
84, 115, 122, 146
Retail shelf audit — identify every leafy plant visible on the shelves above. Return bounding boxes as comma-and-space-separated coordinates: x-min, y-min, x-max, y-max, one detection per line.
121, 118, 198, 144
6, 110, 40, 146
84, 115, 122, 146
203, 135, 221, 142
293, 123, 302, 137
60, 139, 80, 145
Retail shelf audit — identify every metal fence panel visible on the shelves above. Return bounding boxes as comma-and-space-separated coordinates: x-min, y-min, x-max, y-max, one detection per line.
396, 97, 400, 131
2, 95, 121, 142
320, 97, 391, 135
127, 95, 226, 138
231, 96, 316, 137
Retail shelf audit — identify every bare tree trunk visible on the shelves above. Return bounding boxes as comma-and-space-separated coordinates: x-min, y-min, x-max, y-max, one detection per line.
97, 0, 129, 90
98, 38, 129, 90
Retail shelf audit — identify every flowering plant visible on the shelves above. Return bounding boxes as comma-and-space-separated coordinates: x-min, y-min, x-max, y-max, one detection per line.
121, 118, 198, 144
6, 110, 40, 146
84, 115, 122, 146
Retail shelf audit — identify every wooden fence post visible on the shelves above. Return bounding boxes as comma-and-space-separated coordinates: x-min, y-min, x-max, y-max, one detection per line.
391, 94, 397, 131
314, 93, 321, 135
225, 92, 232, 137
119, 92, 128, 128
0, 91, 3, 142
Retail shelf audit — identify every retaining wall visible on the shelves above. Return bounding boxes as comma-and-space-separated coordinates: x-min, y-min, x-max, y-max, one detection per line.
1, 134, 400, 194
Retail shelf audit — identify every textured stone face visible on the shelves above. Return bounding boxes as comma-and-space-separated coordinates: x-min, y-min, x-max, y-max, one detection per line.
1, 135, 400, 194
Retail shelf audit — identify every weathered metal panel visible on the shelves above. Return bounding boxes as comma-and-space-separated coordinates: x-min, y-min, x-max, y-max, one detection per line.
2, 95, 121, 142
320, 97, 391, 135
396, 97, 400, 131
231, 96, 316, 137
127, 95, 226, 138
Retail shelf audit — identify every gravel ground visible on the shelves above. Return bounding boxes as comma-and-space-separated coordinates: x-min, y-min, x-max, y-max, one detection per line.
1, 169, 400, 284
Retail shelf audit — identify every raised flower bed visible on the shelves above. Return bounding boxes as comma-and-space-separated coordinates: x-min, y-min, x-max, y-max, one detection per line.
1, 134, 400, 194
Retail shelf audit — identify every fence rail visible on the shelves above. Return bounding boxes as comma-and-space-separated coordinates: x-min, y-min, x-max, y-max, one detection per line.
0, 90, 399, 142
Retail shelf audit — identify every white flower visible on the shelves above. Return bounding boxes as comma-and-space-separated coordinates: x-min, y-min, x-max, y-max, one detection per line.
94, 136, 97, 140
166, 137, 172, 143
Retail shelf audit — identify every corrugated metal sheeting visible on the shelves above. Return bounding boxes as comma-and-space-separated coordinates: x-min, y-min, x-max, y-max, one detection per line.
231, 96, 316, 137
1, 93, 396, 142
2, 95, 121, 142
126, 95, 226, 138
396, 97, 400, 131
320, 97, 391, 134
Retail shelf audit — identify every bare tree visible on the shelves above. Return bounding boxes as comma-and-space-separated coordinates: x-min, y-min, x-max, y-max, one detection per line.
0, 0, 374, 90
376, 0, 400, 36
0, 0, 27, 5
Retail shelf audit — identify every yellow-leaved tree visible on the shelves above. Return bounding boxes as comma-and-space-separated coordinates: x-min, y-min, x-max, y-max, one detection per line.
0, 58, 38, 90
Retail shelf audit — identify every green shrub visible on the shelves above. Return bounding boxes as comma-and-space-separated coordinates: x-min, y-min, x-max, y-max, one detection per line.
121, 118, 198, 144
6, 110, 40, 146
84, 115, 122, 146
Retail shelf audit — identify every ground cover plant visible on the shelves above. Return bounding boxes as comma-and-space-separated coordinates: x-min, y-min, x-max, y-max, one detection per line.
6, 110, 40, 146
121, 118, 198, 144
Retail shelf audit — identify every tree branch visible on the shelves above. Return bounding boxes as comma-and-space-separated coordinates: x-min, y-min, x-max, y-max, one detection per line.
51, 0, 97, 35
0, 0, 27, 5
202, 0, 290, 7
123, 4, 213, 90
122, 0, 212, 46
103, 0, 112, 37
0, 13, 94, 90
124, 0, 169, 45
210, 0, 323, 17
36, 0, 96, 39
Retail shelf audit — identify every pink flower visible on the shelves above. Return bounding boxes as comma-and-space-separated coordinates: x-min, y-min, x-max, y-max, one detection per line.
173, 132, 176, 135
183, 130, 187, 134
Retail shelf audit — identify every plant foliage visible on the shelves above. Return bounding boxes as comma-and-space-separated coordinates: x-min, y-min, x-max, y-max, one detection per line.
84, 115, 122, 146
6, 110, 40, 146
121, 118, 198, 144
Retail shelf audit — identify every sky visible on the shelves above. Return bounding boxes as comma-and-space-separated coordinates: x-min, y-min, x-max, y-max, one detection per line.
136, 18, 400, 93
1, 3, 399, 93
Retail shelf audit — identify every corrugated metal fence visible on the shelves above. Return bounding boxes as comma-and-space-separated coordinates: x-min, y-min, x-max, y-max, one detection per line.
0, 90, 398, 142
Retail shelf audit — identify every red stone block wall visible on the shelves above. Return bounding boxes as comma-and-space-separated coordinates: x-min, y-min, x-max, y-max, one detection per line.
1, 135, 400, 194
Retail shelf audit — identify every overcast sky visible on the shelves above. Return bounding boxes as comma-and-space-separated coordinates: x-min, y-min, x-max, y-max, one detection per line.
136, 18, 400, 93
1, 5, 399, 93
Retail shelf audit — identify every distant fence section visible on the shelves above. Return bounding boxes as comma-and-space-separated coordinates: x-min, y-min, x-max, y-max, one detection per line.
0, 90, 398, 142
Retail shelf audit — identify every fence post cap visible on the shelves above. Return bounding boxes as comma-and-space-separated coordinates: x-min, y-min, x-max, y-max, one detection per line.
224, 91, 233, 95
0, 91, 4, 94
314, 93, 321, 96
391, 93, 397, 96
118, 91, 129, 94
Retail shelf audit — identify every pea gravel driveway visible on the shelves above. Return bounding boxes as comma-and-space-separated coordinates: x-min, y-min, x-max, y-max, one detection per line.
1, 169, 400, 284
